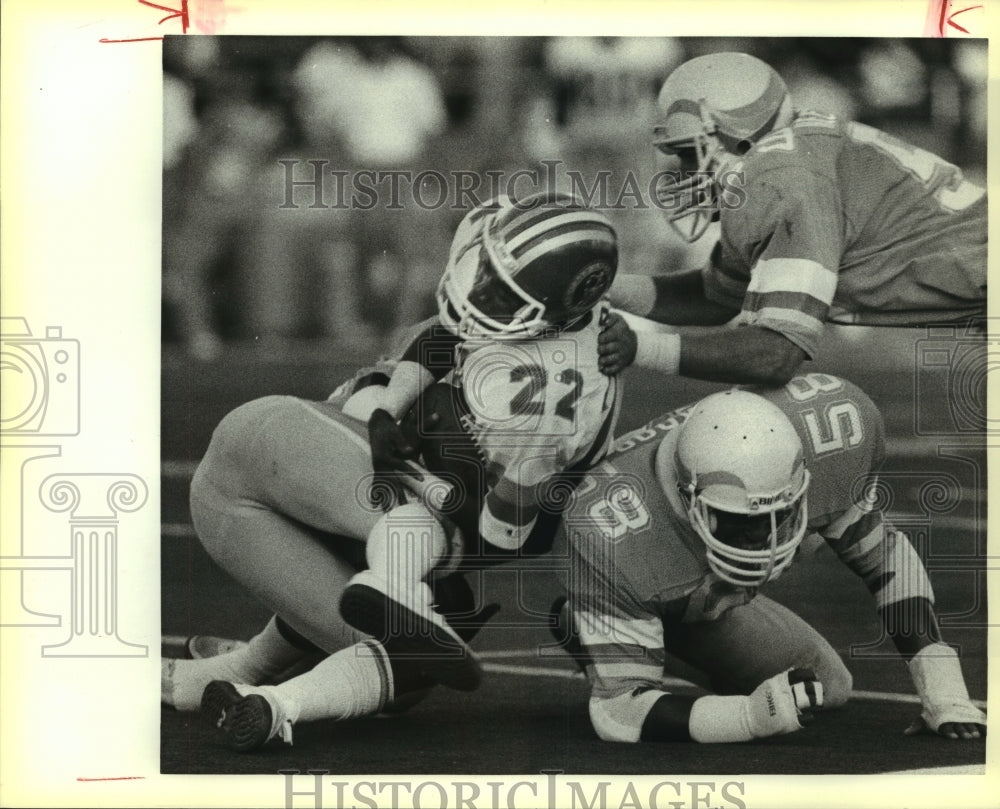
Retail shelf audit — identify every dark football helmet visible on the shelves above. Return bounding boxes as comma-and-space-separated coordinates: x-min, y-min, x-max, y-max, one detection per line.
437, 191, 618, 339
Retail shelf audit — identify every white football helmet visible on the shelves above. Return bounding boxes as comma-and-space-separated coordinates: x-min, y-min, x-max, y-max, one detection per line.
664, 389, 810, 586
653, 52, 794, 243
436, 192, 618, 340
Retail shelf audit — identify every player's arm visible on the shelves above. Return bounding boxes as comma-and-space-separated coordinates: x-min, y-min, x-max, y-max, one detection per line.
602, 170, 838, 383
579, 602, 822, 743
341, 324, 462, 499
376, 323, 462, 420
608, 268, 739, 326
598, 314, 806, 385
821, 500, 986, 739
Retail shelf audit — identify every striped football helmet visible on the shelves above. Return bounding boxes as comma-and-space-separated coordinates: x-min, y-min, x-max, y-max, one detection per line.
437, 192, 618, 339
653, 52, 794, 243
667, 389, 810, 586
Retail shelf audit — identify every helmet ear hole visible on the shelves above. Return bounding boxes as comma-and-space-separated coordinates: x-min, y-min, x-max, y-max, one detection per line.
735, 139, 753, 155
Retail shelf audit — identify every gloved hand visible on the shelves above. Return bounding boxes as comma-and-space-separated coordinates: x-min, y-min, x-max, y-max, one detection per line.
367, 408, 422, 511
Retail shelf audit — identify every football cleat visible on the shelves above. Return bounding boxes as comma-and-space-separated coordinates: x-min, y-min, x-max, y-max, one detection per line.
201, 681, 294, 752
340, 569, 482, 692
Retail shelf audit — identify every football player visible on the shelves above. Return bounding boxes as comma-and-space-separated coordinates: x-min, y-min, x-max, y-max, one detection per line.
161, 192, 624, 748
555, 374, 986, 743
338, 192, 623, 690
597, 51, 987, 383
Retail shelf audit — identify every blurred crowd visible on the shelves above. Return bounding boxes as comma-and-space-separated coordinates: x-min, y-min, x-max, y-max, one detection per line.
162, 36, 988, 360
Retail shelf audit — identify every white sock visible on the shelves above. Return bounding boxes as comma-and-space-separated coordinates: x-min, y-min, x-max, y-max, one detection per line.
268, 639, 393, 723
164, 616, 311, 711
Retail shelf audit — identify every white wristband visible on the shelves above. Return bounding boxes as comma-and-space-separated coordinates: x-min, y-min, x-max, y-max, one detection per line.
608, 274, 657, 317
908, 643, 984, 730
479, 504, 535, 550
634, 331, 681, 375
688, 695, 754, 743
908, 643, 969, 704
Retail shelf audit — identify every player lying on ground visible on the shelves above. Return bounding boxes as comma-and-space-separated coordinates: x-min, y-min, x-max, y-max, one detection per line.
597, 51, 987, 384
162, 191, 624, 745
553, 374, 985, 743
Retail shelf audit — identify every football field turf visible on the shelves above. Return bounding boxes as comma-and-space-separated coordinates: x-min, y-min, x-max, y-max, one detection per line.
160, 327, 988, 775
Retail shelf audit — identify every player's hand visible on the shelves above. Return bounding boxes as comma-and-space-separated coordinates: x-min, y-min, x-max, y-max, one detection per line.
904, 705, 986, 740
368, 408, 421, 510
598, 311, 637, 376
746, 667, 824, 738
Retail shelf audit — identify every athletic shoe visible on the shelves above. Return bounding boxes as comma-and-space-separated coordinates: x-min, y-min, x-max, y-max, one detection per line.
201, 681, 294, 752
340, 569, 482, 692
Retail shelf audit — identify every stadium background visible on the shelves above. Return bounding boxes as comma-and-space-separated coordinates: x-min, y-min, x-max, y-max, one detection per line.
161, 37, 989, 775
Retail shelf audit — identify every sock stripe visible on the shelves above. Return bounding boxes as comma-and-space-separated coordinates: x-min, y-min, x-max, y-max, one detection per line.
362, 639, 394, 709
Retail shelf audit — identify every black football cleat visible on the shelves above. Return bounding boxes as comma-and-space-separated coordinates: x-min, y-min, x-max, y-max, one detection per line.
340, 570, 482, 692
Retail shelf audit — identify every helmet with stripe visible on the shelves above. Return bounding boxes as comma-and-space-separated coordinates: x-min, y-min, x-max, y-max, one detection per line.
437, 191, 618, 339
663, 389, 810, 586
653, 52, 794, 243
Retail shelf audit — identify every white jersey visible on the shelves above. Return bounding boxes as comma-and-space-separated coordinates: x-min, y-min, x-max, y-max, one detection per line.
456, 302, 622, 518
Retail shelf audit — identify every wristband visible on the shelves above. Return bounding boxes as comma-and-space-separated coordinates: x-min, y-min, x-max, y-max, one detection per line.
634, 331, 682, 375
688, 695, 754, 743
479, 504, 535, 550
608, 275, 657, 317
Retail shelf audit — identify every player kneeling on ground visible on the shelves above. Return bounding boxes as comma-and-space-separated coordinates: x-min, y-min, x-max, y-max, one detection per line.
554, 375, 985, 743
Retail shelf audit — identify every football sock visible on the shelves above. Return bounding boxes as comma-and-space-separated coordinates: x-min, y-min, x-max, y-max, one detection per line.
266, 639, 393, 723
165, 615, 312, 711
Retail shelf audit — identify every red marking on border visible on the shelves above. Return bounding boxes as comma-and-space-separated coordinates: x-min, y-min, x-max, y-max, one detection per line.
945, 3, 983, 32
925, 0, 985, 37
76, 776, 147, 782
99, 0, 190, 43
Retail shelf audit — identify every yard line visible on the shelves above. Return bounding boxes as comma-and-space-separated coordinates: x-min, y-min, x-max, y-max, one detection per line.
159, 639, 985, 710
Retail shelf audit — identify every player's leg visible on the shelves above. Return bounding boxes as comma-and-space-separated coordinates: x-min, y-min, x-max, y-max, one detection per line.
340, 383, 488, 691
665, 595, 853, 708
164, 395, 383, 709
196, 394, 385, 540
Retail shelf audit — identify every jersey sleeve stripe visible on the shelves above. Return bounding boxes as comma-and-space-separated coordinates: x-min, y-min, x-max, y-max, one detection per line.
743, 290, 830, 321
746, 257, 838, 302
746, 305, 825, 349
486, 484, 538, 527
576, 611, 664, 647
